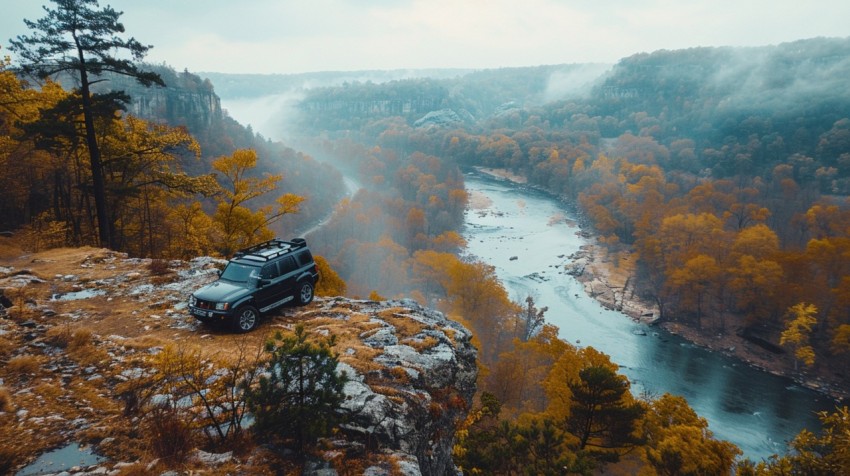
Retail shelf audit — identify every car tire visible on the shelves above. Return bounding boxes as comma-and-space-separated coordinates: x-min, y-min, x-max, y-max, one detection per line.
233, 305, 260, 333
297, 281, 314, 305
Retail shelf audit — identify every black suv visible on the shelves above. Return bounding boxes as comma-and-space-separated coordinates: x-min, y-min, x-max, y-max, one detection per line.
188, 238, 319, 332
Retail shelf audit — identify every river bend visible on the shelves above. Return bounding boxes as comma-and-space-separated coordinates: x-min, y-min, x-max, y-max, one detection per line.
462, 173, 834, 461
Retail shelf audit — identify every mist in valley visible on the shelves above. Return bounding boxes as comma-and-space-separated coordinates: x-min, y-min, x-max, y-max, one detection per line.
222, 92, 303, 142
213, 37, 850, 301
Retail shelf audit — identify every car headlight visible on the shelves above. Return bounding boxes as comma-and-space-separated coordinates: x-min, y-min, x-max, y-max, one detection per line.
189, 295, 197, 306
215, 302, 230, 311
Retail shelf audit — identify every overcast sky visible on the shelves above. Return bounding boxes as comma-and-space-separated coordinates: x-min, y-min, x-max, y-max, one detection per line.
4, 0, 850, 75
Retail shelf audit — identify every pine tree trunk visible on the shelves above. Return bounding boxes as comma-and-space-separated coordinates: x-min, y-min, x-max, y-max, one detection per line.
76, 46, 112, 249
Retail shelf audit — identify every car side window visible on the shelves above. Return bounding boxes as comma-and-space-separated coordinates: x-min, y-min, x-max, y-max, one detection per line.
295, 250, 313, 267
260, 262, 280, 279
278, 256, 298, 275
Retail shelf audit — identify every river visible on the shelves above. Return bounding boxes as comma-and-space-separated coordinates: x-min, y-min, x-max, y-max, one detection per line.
462, 172, 836, 461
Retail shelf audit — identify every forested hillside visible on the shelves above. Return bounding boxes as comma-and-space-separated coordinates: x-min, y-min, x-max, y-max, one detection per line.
289, 37, 850, 384
0, 60, 345, 258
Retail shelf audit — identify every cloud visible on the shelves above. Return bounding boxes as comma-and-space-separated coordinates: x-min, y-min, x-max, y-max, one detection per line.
4, 0, 850, 74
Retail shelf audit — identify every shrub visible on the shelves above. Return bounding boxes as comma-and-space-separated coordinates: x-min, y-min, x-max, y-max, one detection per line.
45, 326, 91, 351
143, 404, 194, 462
314, 255, 346, 297
69, 328, 92, 350
147, 259, 171, 276
246, 325, 349, 452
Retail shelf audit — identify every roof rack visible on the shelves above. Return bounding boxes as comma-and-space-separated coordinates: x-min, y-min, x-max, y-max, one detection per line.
233, 238, 307, 261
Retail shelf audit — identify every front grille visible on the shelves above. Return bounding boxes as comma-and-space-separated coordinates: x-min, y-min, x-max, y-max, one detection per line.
195, 299, 215, 310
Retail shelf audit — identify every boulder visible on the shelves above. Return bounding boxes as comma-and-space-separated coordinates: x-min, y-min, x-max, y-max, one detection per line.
332, 299, 477, 476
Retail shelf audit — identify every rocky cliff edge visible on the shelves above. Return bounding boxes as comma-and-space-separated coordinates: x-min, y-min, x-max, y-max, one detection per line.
0, 247, 477, 475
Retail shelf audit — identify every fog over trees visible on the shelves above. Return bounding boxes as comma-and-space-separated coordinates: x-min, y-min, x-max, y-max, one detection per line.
260, 36, 850, 472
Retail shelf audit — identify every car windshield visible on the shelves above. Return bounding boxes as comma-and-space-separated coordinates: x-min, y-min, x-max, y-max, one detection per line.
220, 262, 260, 283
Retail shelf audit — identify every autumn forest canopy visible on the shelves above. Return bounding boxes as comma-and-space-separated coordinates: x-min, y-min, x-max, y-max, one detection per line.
2, 0, 850, 473
286, 37, 850, 389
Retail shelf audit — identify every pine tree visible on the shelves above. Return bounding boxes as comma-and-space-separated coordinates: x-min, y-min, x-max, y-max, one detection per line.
9, 0, 164, 249
567, 365, 645, 453
245, 325, 348, 452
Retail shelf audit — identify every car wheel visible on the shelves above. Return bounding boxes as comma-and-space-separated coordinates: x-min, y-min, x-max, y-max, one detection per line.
233, 305, 259, 332
297, 282, 314, 305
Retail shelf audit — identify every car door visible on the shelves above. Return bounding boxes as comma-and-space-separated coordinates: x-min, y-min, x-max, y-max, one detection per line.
254, 261, 282, 311
277, 255, 299, 303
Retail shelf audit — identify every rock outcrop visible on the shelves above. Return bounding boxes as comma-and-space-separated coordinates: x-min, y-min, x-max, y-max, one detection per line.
322, 298, 477, 476
0, 248, 477, 475
413, 109, 474, 128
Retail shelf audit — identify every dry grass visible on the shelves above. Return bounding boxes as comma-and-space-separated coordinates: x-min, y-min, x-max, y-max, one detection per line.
300, 314, 388, 374
46, 323, 75, 348
321, 445, 368, 476
377, 310, 427, 338
70, 390, 117, 417
0, 444, 20, 476
71, 345, 110, 367
443, 327, 458, 343
69, 328, 93, 349
338, 347, 384, 374
5, 286, 37, 320
0, 236, 22, 259
347, 312, 383, 328
44, 325, 106, 364
387, 366, 411, 383
371, 387, 406, 405
120, 335, 172, 351
34, 382, 63, 400
0, 386, 12, 412
7, 354, 41, 376
0, 335, 14, 359
402, 335, 439, 352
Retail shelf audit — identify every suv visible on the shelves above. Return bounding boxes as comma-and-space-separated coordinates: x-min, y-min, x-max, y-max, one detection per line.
188, 238, 319, 332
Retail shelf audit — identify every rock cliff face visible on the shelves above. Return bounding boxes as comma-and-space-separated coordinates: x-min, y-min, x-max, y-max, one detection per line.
326, 298, 477, 475
128, 87, 222, 129
59, 66, 223, 137
96, 69, 223, 132
0, 247, 477, 475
